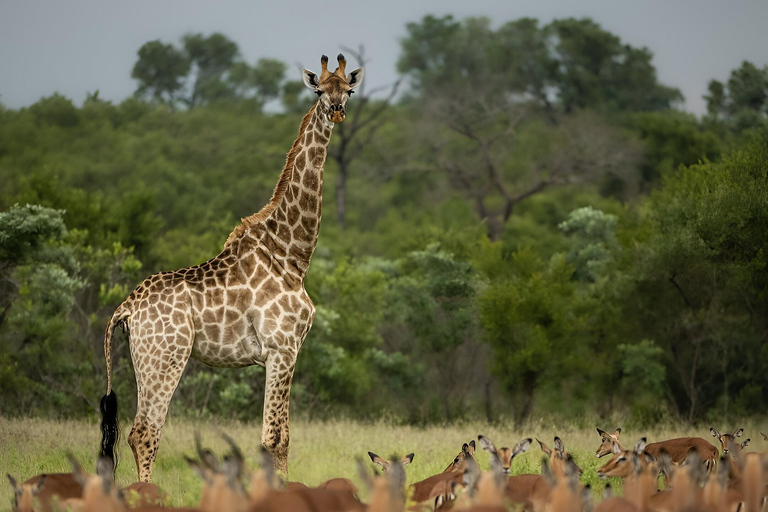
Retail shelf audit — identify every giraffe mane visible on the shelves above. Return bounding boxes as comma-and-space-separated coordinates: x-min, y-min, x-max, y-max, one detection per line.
224, 103, 318, 248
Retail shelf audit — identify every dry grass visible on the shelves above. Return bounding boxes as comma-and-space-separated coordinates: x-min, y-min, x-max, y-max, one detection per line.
1, 417, 766, 507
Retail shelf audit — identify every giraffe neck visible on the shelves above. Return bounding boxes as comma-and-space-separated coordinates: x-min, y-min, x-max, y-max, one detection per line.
227, 102, 334, 283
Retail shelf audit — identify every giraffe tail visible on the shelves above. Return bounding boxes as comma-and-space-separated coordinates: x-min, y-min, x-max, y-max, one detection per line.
100, 304, 129, 474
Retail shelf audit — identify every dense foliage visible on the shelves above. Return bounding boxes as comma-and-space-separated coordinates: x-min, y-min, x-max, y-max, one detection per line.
1, 16, 766, 426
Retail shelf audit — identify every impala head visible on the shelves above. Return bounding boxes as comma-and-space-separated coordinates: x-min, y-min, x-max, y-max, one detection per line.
477, 435, 532, 476
359, 455, 407, 512
677, 450, 708, 488
303, 53, 364, 125
186, 433, 249, 512
710, 427, 744, 456
7, 474, 46, 512
367, 451, 414, 471
597, 438, 654, 479
249, 446, 280, 504
538, 436, 583, 478
432, 480, 460, 511
595, 427, 622, 458
69, 454, 124, 512
443, 440, 477, 473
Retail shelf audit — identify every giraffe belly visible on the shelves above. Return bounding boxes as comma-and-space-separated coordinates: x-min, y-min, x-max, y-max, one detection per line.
190, 328, 265, 368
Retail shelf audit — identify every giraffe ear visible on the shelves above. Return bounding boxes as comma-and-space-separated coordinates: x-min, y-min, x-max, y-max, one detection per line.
302, 69, 320, 90
347, 67, 364, 90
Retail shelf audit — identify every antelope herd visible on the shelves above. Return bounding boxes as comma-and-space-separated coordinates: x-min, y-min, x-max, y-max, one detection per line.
6, 426, 768, 511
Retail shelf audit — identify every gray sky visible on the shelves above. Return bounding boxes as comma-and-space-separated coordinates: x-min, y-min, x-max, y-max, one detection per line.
1, 0, 766, 115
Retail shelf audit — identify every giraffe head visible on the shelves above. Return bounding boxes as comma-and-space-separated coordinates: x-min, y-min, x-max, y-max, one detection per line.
302, 53, 364, 124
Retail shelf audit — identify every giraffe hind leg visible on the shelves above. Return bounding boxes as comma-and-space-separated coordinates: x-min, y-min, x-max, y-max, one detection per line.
129, 333, 192, 483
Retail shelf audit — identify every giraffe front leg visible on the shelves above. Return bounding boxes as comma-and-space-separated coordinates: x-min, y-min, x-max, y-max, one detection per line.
261, 349, 297, 476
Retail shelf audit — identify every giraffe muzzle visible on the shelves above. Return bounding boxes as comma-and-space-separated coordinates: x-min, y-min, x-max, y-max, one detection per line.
328, 104, 346, 123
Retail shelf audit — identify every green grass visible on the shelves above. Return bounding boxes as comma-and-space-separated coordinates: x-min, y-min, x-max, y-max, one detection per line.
1, 417, 766, 507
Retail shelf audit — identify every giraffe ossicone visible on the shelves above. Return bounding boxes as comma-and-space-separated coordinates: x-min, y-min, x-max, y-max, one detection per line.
99, 53, 364, 482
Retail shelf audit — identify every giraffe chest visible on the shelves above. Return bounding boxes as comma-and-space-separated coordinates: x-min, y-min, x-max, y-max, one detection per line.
188, 285, 315, 368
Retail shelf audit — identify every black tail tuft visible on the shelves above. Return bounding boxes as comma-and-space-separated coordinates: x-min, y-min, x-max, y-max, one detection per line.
100, 390, 120, 474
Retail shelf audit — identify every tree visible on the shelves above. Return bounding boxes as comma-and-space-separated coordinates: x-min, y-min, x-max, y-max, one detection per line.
479, 248, 589, 427
398, 15, 682, 114
182, 32, 240, 107
384, 244, 482, 421
395, 15, 659, 240
0, 204, 73, 329
227, 58, 288, 107
0, 203, 142, 415
495, 18, 559, 122
705, 61, 768, 131
558, 206, 618, 282
411, 101, 641, 239
619, 133, 768, 420
629, 111, 723, 188
132, 40, 190, 104
548, 18, 683, 112
132, 34, 287, 109
298, 257, 388, 410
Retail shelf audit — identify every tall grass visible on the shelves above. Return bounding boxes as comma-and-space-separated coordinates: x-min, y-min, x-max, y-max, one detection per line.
1, 417, 765, 507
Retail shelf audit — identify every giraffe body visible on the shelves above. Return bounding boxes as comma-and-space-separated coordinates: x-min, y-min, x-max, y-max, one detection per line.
100, 54, 364, 482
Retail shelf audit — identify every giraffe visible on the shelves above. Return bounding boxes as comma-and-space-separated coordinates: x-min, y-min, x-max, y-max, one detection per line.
98, 54, 364, 482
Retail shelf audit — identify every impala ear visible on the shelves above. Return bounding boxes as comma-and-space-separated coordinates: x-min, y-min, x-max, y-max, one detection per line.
513, 438, 532, 456
537, 438, 552, 456
367, 452, 389, 470
733, 428, 744, 438
186, 456, 212, 485
554, 437, 565, 456
613, 428, 622, 438
710, 428, 721, 439
477, 435, 497, 455
401, 453, 414, 466
347, 67, 364, 89
33, 474, 47, 495
6, 474, 19, 493
68, 453, 87, 487
302, 69, 320, 90
596, 428, 608, 437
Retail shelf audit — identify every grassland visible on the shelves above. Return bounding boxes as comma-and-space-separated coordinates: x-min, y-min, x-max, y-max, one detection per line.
2, 417, 766, 507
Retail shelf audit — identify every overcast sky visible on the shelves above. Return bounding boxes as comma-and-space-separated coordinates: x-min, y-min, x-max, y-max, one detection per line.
1, 0, 766, 115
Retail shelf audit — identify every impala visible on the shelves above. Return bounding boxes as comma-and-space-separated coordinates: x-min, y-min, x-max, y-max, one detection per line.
537, 436, 583, 478
711, 427, 746, 456
477, 435, 532, 477
596, 426, 718, 472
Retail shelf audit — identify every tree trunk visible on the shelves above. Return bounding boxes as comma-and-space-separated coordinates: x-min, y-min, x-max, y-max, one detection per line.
484, 377, 493, 424
514, 378, 537, 429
